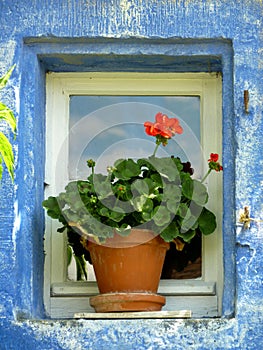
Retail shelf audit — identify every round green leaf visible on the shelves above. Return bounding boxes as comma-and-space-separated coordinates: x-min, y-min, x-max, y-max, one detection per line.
198, 208, 217, 235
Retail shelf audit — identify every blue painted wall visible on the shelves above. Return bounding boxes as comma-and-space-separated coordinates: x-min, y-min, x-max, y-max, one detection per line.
0, 0, 262, 348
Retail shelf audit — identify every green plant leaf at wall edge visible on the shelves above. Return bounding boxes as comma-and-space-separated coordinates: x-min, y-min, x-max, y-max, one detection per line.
0, 64, 16, 182
0, 132, 14, 181
0, 102, 16, 134
0, 65, 15, 91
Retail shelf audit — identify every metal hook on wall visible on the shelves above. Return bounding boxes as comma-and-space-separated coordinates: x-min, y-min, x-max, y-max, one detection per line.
239, 206, 263, 229
244, 90, 249, 113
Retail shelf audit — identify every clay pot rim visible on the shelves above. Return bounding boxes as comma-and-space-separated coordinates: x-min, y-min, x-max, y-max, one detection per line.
86, 228, 170, 249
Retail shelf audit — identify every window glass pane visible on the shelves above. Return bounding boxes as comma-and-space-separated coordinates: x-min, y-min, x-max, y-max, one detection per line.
68, 95, 201, 281
69, 96, 200, 179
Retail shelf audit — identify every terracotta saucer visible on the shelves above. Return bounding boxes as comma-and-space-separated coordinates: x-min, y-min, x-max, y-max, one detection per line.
90, 292, 166, 313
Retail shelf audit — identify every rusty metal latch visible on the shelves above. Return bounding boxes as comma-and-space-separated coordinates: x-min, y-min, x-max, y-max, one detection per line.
238, 206, 263, 229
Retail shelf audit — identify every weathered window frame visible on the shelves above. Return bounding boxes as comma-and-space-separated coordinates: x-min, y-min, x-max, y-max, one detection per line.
44, 72, 223, 319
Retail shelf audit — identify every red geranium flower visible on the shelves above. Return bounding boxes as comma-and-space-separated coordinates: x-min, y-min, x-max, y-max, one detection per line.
144, 121, 160, 136
208, 153, 219, 162
144, 112, 183, 139
154, 112, 183, 138
208, 153, 223, 172
201, 153, 223, 182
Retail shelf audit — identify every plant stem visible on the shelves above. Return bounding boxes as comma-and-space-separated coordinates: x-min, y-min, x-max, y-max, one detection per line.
201, 168, 212, 183
153, 143, 160, 157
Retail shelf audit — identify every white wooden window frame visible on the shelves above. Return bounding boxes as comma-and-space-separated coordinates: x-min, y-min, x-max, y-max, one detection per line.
44, 72, 223, 319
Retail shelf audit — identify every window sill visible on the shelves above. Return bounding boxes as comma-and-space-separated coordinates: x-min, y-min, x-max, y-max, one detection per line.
74, 310, 191, 319
51, 280, 216, 296
48, 281, 218, 319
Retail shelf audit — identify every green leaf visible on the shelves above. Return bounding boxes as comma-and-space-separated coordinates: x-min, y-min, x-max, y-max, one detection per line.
153, 205, 171, 226
182, 177, 208, 205
178, 229, 196, 242
0, 65, 15, 91
177, 203, 188, 218
131, 178, 150, 195
67, 245, 73, 266
150, 173, 162, 187
108, 209, 125, 222
192, 180, 208, 205
163, 183, 181, 201
132, 195, 146, 211
114, 158, 141, 179
63, 209, 81, 224
180, 201, 203, 233
141, 211, 152, 221
75, 255, 87, 281
99, 207, 109, 217
115, 225, 132, 236
198, 207, 217, 235
0, 102, 16, 134
99, 206, 125, 222
43, 196, 60, 212
180, 210, 198, 233
133, 196, 154, 214
57, 226, 66, 233
0, 132, 14, 180
42, 196, 68, 226
149, 156, 180, 181
0, 66, 16, 182
167, 198, 180, 214
78, 181, 92, 194
181, 176, 193, 199
92, 175, 112, 199
160, 222, 180, 242
141, 198, 154, 213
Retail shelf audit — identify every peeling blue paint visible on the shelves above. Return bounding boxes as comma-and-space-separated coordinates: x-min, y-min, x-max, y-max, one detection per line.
0, 0, 263, 349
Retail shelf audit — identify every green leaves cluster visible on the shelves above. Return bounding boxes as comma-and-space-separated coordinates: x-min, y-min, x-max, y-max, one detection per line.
0, 65, 16, 181
43, 155, 217, 245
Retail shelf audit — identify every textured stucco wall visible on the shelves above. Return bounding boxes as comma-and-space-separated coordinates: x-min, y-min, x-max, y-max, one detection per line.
0, 0, 262, 349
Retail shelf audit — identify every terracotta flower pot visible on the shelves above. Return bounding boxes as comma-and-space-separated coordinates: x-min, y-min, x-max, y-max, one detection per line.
86, 229, 169, 312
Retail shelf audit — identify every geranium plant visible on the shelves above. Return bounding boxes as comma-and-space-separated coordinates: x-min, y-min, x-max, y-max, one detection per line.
43, 112, 222, 275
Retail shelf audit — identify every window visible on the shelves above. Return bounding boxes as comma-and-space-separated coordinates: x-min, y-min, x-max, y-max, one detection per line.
44, 72, 222, 318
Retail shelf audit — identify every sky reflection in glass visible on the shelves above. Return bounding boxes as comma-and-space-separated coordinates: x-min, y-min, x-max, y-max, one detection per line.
69, 96, 200, 179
